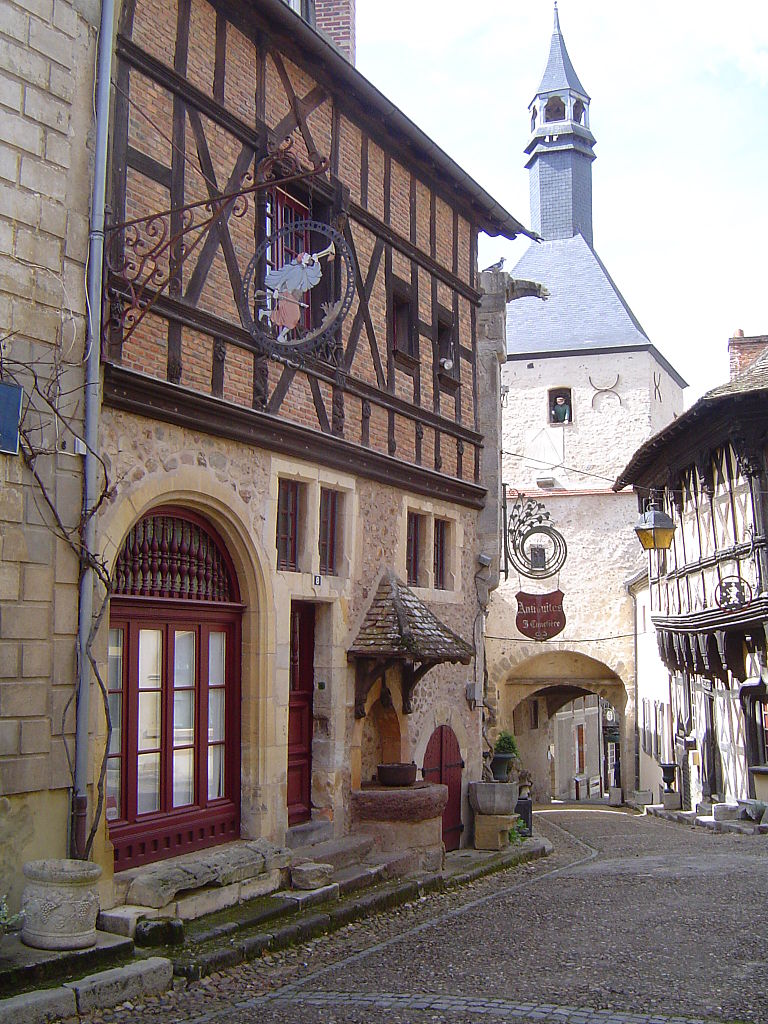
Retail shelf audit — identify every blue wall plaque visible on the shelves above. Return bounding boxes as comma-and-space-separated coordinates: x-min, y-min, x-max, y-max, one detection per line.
0, 381, 23, 455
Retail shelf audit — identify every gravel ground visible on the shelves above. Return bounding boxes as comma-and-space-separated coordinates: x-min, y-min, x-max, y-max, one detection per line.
66, 810, 768, 1024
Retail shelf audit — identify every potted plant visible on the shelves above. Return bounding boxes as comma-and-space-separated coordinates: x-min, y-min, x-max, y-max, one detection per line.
469, 731, 522, 816
490, 730, 520, 782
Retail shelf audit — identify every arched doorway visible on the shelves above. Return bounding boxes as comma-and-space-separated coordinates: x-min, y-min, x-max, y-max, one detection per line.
107, 508, 242, 869
423, 725, 463, 851
498, 651, 629, 806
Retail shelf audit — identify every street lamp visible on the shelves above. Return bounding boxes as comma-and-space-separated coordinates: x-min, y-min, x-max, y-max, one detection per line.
634, 491, 676, 551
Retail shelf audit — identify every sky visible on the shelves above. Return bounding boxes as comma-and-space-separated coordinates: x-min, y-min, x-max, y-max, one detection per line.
356, 1, 768, 402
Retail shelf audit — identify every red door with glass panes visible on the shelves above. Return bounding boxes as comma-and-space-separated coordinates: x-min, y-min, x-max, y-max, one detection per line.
423, 725, 464, 851
106, 510, 241, 871
287, 602, 315, 826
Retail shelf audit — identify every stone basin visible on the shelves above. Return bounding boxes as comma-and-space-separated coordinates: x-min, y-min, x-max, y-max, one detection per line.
351, 782, 448, 872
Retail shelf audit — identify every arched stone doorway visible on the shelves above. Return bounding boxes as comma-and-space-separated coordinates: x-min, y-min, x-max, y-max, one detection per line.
497, 651, 629, 805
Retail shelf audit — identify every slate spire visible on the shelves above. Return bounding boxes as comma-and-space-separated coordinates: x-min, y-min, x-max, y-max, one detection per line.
526, 4, 596, 245
537, 2, 589, 99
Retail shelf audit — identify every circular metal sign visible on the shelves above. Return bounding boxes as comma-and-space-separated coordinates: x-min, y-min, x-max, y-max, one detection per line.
241, 219, 355, 357
714, 575, 753, 612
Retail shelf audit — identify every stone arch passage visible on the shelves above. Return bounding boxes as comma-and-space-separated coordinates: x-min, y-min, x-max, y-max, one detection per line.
497, 651, 629, 805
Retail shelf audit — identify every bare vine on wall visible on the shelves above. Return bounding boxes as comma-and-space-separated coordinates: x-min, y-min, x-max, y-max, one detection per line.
0, 330, 118, 859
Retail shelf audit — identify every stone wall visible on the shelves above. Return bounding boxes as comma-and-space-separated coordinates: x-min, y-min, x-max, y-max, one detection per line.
0, 0, 101, 905
97, 404, 483, 879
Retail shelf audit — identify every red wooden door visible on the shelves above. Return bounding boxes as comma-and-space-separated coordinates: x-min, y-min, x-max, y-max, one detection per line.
287, 602, 315, 825
423, 725, 463, 851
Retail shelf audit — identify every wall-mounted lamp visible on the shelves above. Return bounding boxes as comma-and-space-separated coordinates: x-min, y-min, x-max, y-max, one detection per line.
500, 384, 509, 408
439, 357, 453, 371
634, 491, 676, 551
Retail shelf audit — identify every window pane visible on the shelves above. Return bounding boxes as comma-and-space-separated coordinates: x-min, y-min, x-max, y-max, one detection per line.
138, 692, 161, 750
106, 761, 121, 821
138, 630, 162, 689
108, 629, 123, 691
174, 630, 195, 688
209, 632, 226, 687
173, 748, 194, 807
208, 744, 225, 800
173, 690, 195, 746
108, 693, 122, 755
136, 752, 160, 814
209, 689, 225, 743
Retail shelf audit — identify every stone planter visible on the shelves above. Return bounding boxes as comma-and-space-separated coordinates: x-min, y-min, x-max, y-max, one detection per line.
490, 752, 516, 782
468, 779, 519, 815
377, 762, 417, 787
21, 859, 102, 950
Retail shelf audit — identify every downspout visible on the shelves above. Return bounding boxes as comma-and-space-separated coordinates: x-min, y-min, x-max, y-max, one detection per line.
73, 0, 115, 858
626, 578, 640, 794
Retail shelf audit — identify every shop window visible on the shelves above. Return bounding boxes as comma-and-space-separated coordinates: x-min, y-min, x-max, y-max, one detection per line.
319, 487, 341, 576
277, 479, 303, 571
549, 387, 572, 424
108, 509, 241, 870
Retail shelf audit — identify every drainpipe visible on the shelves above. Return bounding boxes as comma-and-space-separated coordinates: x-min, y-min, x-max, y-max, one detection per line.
626, 580, 640, 795
73, 0, 115, 858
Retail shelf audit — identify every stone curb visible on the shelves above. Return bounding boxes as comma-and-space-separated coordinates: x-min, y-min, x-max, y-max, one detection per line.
171, 839, 550, 981
0, 957, 172, 1024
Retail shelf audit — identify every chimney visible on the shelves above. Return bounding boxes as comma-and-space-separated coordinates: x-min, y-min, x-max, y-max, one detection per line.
728, 331, 768, 379
314, 0, 356, 64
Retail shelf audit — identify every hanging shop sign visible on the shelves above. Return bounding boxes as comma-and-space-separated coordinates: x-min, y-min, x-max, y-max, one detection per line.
502, 486, 567, 580
714, 575, 753, 612
516, 590, 566, 641
0, 380, 23, 455
241, 219, 356, 358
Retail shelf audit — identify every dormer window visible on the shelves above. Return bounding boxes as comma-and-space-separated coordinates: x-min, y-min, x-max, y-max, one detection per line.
573, 99, 585, 124
544, 96, 565, 122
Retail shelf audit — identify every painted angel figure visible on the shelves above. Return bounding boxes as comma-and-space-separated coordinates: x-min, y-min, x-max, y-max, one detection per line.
259, 241, 335, 342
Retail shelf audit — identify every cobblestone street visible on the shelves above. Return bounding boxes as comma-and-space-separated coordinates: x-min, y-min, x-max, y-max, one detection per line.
70, 810, 768, 1024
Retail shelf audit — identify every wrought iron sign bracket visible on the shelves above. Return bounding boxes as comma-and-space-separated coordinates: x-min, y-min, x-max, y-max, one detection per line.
104, 139, 330, 354
502, 483, 567, 580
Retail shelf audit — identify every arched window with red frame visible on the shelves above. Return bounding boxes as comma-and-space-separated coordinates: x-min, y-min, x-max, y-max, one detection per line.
107, 508, 243, 870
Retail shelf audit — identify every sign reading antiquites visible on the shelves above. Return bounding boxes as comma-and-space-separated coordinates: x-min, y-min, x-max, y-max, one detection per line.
516, 590, 566, 641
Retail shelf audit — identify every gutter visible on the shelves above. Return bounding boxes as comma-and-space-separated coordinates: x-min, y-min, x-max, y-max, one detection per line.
74, 0, 115, 858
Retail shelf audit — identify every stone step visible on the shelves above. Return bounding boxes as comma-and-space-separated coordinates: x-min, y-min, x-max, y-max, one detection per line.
332, 862, 388, 896
284, 819, 334, 849
721, 820, 759, 835
365, 848, 421, 879
291, 833, 374, 871
712, 802, 741, 821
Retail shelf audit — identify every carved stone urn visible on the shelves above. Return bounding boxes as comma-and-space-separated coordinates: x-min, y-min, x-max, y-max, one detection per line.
21, 859, 102, 950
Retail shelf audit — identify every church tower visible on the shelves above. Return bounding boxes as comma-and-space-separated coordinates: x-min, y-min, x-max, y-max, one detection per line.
526, 3, 595, 245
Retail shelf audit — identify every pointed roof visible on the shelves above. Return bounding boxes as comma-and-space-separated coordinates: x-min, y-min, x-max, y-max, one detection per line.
348, 571, 473, 664
536, 3, 589, 100
505, 234, 687, 386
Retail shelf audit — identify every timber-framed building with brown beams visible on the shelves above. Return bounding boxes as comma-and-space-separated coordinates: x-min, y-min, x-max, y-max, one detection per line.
86, 0, 532, 890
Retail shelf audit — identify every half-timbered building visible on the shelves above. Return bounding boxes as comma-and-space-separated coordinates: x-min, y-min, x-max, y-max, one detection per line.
615, 336, 768, 809
93, 0, 534, 889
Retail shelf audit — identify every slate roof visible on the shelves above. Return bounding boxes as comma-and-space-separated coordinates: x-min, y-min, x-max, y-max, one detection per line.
505, 235, 687, 386
348, 570, 474, 664
536, 5, 589, 100
614, 348, 768, 490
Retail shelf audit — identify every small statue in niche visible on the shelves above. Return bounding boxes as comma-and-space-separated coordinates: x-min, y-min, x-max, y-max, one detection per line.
551, 394, 571, 423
